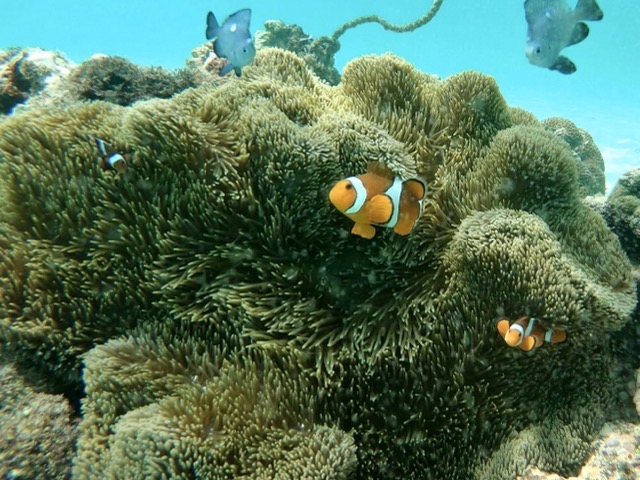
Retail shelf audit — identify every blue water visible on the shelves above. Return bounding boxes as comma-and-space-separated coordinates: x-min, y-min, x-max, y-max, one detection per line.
2, 0, 638, 191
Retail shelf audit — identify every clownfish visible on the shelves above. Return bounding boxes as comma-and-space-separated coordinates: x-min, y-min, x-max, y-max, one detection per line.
497, 316, 567, 351
94, 137, 128, 174
329, 162, 427, 239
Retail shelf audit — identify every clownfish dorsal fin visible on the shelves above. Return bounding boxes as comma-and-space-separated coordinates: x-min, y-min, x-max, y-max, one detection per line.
367, 161, 394, 180
404, 178, 427, 201
367, 194, 393, 224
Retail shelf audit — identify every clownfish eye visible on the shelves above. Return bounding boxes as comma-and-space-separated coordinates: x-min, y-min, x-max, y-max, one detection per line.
345, 183, 353, 190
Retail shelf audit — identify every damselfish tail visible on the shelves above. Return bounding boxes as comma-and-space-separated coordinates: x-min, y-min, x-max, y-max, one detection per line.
575, 0, 603, 21
206, 11, 220, 39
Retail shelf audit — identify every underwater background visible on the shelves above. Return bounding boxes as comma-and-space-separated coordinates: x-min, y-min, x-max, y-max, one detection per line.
1, 0, 639, 190
1, 1, 640, 479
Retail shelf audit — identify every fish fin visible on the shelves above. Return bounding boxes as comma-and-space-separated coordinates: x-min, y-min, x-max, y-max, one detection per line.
219, 62, 235, 76
206, 12, 220, 40
523, 0, 537, 24
549, 56, 576, 74
367, 161, 394, 180
212, 40, 224, 60
393, 202, 420, 236
403, 178, 427, 201
497, 319, 511, 338
234, 66, 242, 77
519, 336, 536, 351
575, 0, 603, 21
568, 22, 589, 46
351, 223, 376, 239
228, 9, 252, 28
367, 194, 393, 224
549, 329, 567, 344
94, 137, 108, 156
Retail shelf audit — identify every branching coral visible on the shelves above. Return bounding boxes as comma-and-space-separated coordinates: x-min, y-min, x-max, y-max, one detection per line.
255, 21, 341, 85
255, 0, 446, 86
331, 0, 445, 40
0, 49, 636, 479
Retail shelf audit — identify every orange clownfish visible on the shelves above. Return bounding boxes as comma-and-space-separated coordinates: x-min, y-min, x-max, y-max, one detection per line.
497, 316, 567, 351
329, 163, 427, 239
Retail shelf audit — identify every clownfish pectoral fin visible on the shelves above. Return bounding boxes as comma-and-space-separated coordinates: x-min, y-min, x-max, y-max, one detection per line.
403, 178, 427, 201
367, 194, 393, 224
351, 222, 376, 239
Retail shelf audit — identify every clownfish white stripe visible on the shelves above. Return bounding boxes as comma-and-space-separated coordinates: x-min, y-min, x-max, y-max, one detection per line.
108, 153, 125, 168
95, 137, 108, 156
523, 317, 536, 337
508, 323, 525, 345
544, 329, 553, 343
344, 176, 367, 214
379, 176, 403, 229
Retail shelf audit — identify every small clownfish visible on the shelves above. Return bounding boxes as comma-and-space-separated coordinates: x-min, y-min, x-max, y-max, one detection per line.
497, 316, 567, 351
94, 137, 128, 174
329, 162, 427, 239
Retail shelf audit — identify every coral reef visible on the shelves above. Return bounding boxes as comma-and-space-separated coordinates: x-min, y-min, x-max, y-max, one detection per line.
256, 21, 341, 85
542, 117, 606, 197
0, 49, 637, 479
603, 167, 640, 263
0, 47, 74, 114
67, 54, 197, 106
73, 318, 357, 478
636, 368, 640, 415
256, 0, 445, 86
518, 423, 640, 480
0, 362, 77, 479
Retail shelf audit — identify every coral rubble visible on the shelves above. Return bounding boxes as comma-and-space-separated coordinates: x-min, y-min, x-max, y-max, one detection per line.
0, 49, 636, 479
0, 363, 77, 479
0, 47, 75, 114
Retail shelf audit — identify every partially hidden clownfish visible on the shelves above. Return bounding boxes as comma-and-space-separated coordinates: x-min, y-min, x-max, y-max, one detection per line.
497, 316, 567, 352
94, 137, 128, 174
329, 162, 427, 239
